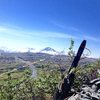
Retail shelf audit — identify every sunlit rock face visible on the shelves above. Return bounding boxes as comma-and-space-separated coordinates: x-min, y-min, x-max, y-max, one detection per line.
68, 78, 100, 100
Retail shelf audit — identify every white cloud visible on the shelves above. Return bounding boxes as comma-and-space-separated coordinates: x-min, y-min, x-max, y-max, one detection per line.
28, 31, 78, 39
50, 20, 66, 29
0, 27, 7, 31
0, 25, 77, 39
69, 27, 82, 33
83, 35, 100, 42
50, 20, 83, 33
1, 25, 99, 43
0, 26, 31, 38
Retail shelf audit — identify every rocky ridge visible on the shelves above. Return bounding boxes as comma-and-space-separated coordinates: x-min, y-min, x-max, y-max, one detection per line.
68, 78, 100, 100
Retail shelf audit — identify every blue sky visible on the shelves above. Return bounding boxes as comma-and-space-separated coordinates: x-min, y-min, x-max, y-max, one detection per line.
0, 0, 100, 57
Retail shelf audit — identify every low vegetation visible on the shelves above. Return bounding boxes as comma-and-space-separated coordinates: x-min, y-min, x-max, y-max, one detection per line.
0, 40, 99, 100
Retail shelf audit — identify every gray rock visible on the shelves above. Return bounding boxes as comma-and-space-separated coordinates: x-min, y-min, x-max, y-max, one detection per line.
68, 78, 100, 100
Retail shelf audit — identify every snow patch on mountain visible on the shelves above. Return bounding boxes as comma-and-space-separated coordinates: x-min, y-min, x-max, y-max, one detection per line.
0, 46, 67, 55
40, 47, 59, 55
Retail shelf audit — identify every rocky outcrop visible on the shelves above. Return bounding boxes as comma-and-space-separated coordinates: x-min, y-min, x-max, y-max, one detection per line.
68, 78, 100, 100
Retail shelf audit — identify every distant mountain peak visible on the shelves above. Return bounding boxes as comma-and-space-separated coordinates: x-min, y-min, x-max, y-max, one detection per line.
41, 47, 56, 52
40, 47, 58, 55
0, 46, 67, 55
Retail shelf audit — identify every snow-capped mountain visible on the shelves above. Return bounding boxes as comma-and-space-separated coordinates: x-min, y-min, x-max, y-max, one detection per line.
0, 46, 66, 55
40, 47, 59, 55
